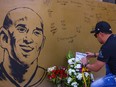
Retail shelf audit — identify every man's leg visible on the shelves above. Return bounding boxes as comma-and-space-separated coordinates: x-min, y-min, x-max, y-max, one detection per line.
91, 77, 104, 87
91, 74, 116, 87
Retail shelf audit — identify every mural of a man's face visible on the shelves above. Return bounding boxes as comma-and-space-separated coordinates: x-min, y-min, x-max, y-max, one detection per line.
3, 8, 45, 65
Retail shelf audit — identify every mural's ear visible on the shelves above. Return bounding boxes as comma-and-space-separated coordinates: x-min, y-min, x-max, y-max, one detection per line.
41, 36, 46, 49
0, 27, 10, 49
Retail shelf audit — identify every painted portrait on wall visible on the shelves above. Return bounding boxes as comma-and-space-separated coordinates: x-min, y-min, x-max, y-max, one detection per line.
0, 7, 47, 87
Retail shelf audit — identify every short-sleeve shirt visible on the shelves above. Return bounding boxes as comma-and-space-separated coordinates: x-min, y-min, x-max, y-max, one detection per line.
97, 34, 116, 75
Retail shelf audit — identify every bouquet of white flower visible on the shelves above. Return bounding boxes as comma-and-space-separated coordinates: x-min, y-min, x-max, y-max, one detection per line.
65, 51, 94, 87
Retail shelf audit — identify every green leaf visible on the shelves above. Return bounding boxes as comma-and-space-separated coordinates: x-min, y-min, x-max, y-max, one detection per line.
67, 51, 74, 59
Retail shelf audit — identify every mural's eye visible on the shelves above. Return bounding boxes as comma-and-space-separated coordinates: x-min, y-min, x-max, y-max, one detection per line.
17, 27, 27, 33
33, 30, 42, 36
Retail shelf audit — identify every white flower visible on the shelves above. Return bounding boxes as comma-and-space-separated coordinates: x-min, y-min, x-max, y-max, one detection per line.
74, 72, 77, 75
70, 65, 74, 68
75, 58, 81, 63
67, 77, 72, 83
71, 82, 78, 87
84, 72, 89, 77
47, 66, 56, 72
68, 58, 75, 64
68, 69, 76, 76
90, 73, 94, 81
74, 64, 81, 69
75, 68, 80, 71
76, 73, 82, 80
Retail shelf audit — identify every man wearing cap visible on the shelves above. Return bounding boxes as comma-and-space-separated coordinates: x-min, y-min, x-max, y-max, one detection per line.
81, 21, 116, 87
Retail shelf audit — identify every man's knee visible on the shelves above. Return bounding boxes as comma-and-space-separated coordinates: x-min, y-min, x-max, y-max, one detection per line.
91, 82, 98, 87
90, 78, 104, 87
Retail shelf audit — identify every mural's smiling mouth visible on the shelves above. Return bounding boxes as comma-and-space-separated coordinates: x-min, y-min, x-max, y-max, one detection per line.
20, 45, 34, 53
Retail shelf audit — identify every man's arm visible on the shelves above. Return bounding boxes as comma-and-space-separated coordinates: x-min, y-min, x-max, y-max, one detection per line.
81, 52, 105, 72
86, 52, 99, 58
86, 60, 105, 72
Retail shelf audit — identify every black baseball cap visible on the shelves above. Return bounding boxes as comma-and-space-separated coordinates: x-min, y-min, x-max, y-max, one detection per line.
91, 21, 112, 34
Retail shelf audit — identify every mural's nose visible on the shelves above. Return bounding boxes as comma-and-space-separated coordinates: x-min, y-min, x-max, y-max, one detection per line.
23, 36, 33, 44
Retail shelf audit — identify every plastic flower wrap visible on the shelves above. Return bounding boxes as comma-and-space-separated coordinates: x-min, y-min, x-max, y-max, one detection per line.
47, 66, 67, 85
66, 51, 94, 87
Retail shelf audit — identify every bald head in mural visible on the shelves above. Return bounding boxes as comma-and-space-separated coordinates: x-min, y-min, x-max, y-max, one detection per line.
0, 7, 46, 87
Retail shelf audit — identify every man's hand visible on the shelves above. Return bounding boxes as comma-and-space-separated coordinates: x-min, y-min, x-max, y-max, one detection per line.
81, 57, 88, 65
